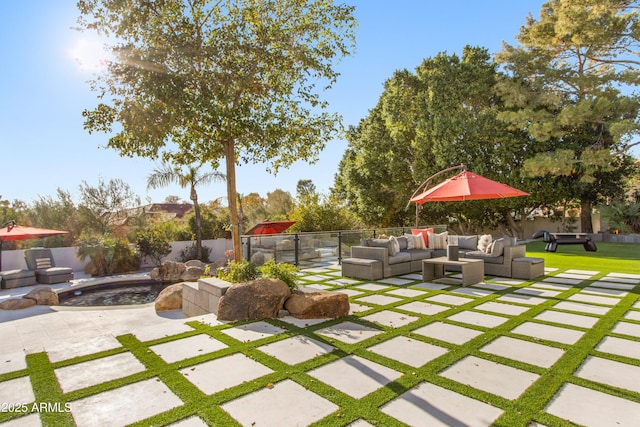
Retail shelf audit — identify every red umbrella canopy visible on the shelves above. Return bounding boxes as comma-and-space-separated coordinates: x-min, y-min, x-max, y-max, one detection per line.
0, 224, 69, 242
244, 221, 296, 235
410, 171, 530, 204
0, 222, 68, 271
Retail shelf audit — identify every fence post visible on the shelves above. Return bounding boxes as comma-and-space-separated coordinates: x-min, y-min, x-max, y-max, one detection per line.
294, 233, 300, 266
337, 231, 343, 265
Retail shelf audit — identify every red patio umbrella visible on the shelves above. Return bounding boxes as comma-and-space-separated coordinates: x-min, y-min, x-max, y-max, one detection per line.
244, 220, 296, 235
407, 165, 530, 227
0, 221, 69, 270
410, 170, 530, 203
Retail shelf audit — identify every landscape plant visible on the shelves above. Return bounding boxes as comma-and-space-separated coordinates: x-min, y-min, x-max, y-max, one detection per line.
136, 227, 172, 266
258, 259, 299, 291
77, 0, 356, 262
218, 259, 258, 283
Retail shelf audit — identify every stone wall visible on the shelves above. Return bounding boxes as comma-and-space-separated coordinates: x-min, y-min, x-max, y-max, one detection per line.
182, 277, 231, 318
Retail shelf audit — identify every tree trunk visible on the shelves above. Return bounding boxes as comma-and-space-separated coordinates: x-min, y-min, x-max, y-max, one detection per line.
224, 138, 243, 262
191, 186, 202, 261
504, 210, 523, 239
580, 198, 593, 233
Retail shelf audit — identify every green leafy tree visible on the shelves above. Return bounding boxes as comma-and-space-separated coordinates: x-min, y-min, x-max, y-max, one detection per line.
495, 0, 640, 232
147, 162, 225, 260
335, 47, 534, 234
265, 189, 294, 220
289, 190, 359, 232
136, 226, 172, 266
77, 0, 356, 261
78, 178, 140, 237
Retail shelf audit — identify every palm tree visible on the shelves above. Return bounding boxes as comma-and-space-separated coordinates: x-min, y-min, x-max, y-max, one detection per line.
147, 162, 225, 260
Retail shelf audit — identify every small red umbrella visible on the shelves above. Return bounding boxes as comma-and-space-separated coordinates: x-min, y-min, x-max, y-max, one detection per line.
244, 220, 296, 235
0, 221, 68, 270
410, 170, 530, 204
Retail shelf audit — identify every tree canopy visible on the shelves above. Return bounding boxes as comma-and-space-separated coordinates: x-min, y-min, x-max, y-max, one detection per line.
77, 0, 356, 259
495, 0, 640, 232
334, 46, 536, 235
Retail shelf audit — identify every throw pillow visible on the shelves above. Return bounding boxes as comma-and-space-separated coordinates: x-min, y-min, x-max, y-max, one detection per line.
412, 228, 433, 247
403, 233, 415, 249
477, 234, 492, 252
427, 231, 448, 250
491, 238, 505, 257
35, 258, 52, 269
397, 236, 408, 250
389, 236, 400, 256
485, 241, 495, 254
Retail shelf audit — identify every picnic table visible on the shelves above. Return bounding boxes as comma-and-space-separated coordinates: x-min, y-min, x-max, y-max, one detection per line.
532, 230, 597, 253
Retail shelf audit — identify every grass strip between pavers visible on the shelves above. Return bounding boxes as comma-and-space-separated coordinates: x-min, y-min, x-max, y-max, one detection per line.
0, 258, 638, 427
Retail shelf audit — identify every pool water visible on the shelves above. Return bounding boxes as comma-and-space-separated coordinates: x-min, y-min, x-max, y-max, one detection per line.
58, 280, 171, 306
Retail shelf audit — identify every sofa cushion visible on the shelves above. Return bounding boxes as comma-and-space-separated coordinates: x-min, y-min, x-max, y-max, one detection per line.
404, 233, 426, 250
427, 231, 448, 250
366, 238, 392, 250
456, 235, 478, 250
388, 252, 411, 265
464, 251, 504, 264
404, 249, 432, 261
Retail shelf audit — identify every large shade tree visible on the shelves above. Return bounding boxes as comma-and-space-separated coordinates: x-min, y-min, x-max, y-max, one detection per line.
495, 0, 640, 232
147, 162, 225, 260
334, 47, 535, 235
77, 0, 356, 260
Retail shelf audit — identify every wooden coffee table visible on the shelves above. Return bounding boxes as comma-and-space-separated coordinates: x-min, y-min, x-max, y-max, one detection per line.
422, 257, 484, 287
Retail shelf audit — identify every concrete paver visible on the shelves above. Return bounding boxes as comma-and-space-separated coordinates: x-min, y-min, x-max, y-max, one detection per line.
367, 336, 448, 367
546, 383, 640, 427
412, 322, 483, 345
533, 310, 599, 329
474, 301, 530, 316
576, 356, 640, 393
55, 352, 146, 393
355, 294, 402, 306
440, 355, 539, 399
480, 336, 564, 368
361, 310, 419, 328
69, 378, 183, 427
316, 321, 382, 344
596, 336, 640, 359
179, 353, 273, 395
425, 294, 473, 306
149, 334, 227, 363
396, 301, 450, 316
221, 379, 338, 427
381, 381, 503, 427
257, 335, 335, 365
307, 355, 402, 399
446, 311, 508, 328
511, 322, 585, 345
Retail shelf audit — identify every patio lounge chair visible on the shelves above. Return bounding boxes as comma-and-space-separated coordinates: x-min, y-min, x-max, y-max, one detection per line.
0, 269, 37, 289
24, 248, 73, 284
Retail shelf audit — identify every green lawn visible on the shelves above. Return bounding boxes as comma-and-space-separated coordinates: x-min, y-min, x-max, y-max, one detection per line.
525, 241, 640, 274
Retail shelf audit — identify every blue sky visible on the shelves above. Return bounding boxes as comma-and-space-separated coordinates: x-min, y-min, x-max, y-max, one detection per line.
0, 0, 546, 206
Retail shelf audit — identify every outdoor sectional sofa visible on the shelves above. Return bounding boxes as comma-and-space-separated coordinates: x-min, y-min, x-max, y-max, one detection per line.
342, 233, 527, 280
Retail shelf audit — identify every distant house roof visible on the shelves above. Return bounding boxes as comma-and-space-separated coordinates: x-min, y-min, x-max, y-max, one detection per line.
109, 203, 194, 226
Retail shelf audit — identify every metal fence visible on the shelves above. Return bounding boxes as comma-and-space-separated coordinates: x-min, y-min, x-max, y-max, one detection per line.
241, 225, 447, 267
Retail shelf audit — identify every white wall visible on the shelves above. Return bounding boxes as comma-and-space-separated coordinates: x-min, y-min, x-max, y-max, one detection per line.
1, 239, 233, 272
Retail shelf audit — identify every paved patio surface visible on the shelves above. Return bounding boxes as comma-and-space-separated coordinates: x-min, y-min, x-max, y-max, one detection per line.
0, 265, 639, 426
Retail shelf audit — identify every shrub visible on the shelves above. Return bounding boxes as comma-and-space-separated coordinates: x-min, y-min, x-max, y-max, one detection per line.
218, 259, 257, 283
259, 259, 299, 291
179, 242, 211, 263
77, 237, 141, 276
136, 228, 171, 266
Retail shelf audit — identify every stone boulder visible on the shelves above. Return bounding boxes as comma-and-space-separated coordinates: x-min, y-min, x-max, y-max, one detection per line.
217, 278, 291, 321
0, 298, 36, 310
155, 283, 184, 312
181, 266, 204, 281
23, 287, 59, 306
284, 291, 349, 319
150, 261, 186, 282
184, 259, 205, 268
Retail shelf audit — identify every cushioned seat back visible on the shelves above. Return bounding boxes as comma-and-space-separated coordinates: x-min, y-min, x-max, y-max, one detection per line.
24, 248, 56, 270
